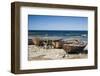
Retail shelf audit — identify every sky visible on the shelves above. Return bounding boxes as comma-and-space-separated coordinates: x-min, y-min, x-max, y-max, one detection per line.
28, 15, 88, 31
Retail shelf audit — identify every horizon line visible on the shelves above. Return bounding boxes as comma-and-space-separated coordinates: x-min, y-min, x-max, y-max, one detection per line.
28, 30, 88, 31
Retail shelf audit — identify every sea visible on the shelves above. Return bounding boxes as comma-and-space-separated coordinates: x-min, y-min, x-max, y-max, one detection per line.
28, 30, 88, 42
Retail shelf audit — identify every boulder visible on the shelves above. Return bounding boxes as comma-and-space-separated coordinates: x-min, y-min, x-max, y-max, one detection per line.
32, 37, 40, 46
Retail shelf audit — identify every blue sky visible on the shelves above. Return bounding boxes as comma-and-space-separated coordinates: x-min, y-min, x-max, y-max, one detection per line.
28, 15, 88, 31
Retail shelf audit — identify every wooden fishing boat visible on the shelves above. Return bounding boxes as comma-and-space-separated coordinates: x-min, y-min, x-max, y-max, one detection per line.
63, 39, 87, 53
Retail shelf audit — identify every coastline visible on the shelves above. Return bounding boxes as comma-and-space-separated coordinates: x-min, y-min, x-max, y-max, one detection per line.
28, 32, 88, 60
28, 45, 87, 61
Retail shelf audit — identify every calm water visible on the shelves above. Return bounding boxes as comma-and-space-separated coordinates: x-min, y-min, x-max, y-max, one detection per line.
28, 30, 88, 41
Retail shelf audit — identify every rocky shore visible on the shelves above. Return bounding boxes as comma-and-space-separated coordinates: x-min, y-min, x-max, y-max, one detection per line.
28, 45, 87, 60
28, 37, 88, 60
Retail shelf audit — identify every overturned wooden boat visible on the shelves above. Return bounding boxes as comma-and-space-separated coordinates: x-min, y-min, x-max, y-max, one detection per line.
63, 39, 87, 53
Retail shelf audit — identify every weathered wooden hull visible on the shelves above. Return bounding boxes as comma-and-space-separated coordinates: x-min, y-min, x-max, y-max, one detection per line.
63, 44, 87, 53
